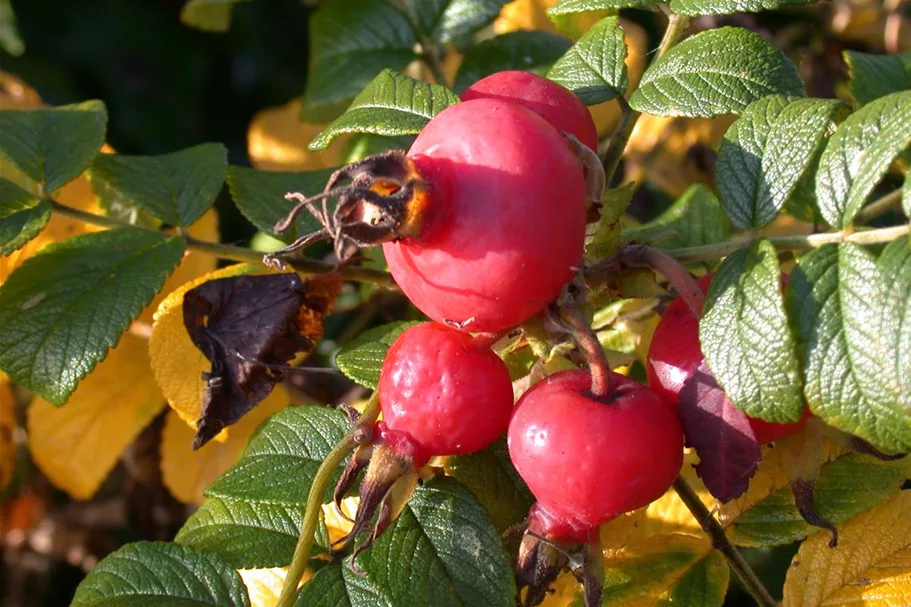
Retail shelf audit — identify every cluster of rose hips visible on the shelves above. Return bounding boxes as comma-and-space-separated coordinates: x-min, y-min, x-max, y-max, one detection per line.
276, 71, 807, 606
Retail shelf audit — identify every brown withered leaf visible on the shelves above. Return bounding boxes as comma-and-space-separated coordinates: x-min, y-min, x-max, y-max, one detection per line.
182, 272, 339, 449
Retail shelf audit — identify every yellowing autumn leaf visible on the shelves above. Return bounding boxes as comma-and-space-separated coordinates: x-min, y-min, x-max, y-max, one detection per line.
783, 491, 911, 607
137, 209, 219, 326
248, 98, 345, 171
633, 455, 711, 543
160, 386, 291, 505
238, 567, 286, 607
148, 263, 261, 432
27, 334, 165, 499
1, 378, 15, 491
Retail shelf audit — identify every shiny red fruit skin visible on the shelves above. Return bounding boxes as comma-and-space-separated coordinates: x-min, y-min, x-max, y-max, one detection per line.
646, 274, 809, 444
508, 370, 684, 539
383, 98, 587, 333
378, 322, 514, 457
461, 71, 599, 151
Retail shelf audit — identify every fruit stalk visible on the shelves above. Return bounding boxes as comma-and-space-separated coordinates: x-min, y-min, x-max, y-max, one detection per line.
672, 475, 777, 607
562, 306, 613, 397
622, 244, 704, 317
275, 393, 382, 607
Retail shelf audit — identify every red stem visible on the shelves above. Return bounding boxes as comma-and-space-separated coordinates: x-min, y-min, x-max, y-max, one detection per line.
619, 244, 705, 318
563, 307, 612, 398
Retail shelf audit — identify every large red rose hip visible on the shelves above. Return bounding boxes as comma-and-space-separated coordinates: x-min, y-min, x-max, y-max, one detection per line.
383, 98, 588, 332
461, 70, 599, 151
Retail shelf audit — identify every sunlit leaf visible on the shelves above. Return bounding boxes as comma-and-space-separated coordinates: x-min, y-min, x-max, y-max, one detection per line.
815, 91, 911, 228
783, 492, 911, 606
72, 541, 250, 607
629, 27, 805, 117
547, 16, 628, 105
309, 70, 459, 151
844, 51, 911, 107
0, 228, 184, 404
27, 335, 165, 499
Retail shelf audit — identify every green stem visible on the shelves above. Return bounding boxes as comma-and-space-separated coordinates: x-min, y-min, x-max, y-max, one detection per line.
420, 36, 450, 88
275, 394, 382, 607
49, 200, 396, 287
672, 476, 777, 607
663, 224, 910, 264
853, 188, 905, 224
601, 13, 690, 183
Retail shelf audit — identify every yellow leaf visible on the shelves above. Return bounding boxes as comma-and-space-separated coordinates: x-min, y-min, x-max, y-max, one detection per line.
248, 98, 345, 171
238, 567, 287, 607
493, 0, 556, 34
27, 335, 165, 499
237, 567, 311, 606
633, 455, 711, 543
1, 378, 15, 491
148, 263, 261, 432
159, 386, 291, 505
137, 209, 220, 326
322, 496, 358, 546
783, 491, 911, 607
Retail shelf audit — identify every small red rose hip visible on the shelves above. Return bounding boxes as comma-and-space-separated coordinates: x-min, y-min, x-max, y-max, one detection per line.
334, 322, 514, 557
461, 71, 599, 151
383, 98, 588, 332
378, 321, 515, 459
508, 370, 684, 541
646, 274, 810, 443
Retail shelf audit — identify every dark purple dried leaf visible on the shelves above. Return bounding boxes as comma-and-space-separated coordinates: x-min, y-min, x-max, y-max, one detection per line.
678, 361, 761, 503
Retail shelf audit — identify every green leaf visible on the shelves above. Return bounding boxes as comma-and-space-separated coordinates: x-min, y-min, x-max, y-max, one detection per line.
729, 453, 911, 546
629, 27, 805, 118
402, 0, 512, 44
342, 133, 415, 164
71, 541, 250, 607
454, 31, 572, 93
0, 178, 50, 255
180, 0, 252, 32
716, 96, 843, 229
296, 477, 515, 607
662, 550, 729, 606
547, 16, 628, 105
443, 439, 534, 532
335, 321, 423, 389
206, 405, 349, 504
565, 537, 728, 606
624, 183, 730, 250
88, 143, 227, 227
700, 239, 804, 423
669, 0, 819, 17
585, 182, 635, 262
815, 91, 911, 228
547, 0, 662, 15
176, 497, 327, 569
309, 70, 460, 151
787, 242, 911, 454
0, 0, 25, 56
0, 228, 184, 405
0, 100, 107, 192
226, 165, 334, 243
844, 51, 911, 107
301, 0, 418, 123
